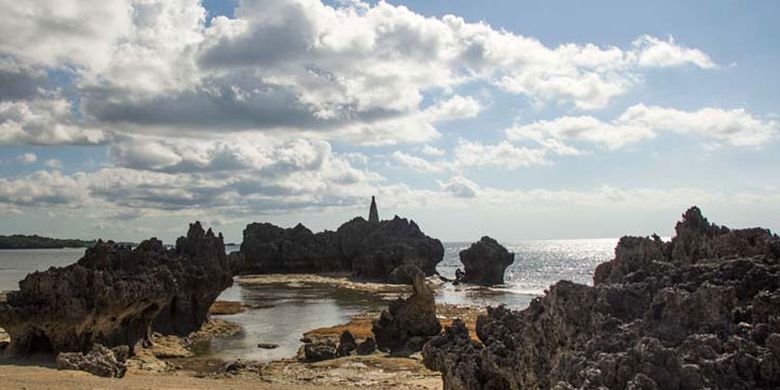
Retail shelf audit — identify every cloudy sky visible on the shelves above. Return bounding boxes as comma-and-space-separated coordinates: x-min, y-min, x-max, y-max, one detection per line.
0, 0, 778, 243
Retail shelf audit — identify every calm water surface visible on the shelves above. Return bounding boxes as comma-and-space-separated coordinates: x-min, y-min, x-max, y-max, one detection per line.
0, 239, 616, 361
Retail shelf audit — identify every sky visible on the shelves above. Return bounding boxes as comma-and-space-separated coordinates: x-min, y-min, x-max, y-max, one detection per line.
0, 0, 778, 244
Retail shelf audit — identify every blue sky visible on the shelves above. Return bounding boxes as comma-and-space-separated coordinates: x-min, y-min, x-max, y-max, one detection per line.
0, 0, 778, 243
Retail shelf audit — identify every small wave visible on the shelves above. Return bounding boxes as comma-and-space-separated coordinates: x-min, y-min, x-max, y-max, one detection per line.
489, 285, 545, 295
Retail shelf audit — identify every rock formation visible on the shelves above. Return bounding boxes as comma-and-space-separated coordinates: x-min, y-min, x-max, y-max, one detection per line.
356, 336, 377, 355
335, 330, 357, 357
153, 222, 234, 336
373, 269, 441, 355
303, 342, 337, 362
423, 206, 780, 390
369, 195, 379, 223
0, 222, 233, 356
56, 344, 129, 378
458, 236, 514, 285
238, 198, 444, 282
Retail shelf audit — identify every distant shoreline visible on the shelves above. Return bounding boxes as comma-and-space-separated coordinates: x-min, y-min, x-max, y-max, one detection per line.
0, 235, 96, 250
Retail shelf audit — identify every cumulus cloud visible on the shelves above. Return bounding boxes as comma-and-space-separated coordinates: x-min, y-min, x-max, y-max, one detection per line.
17, 153, 37, 164
438, 176, 479, 198
421, 145, 445, 156
631, 35, 716, 69
507, 104, 778, 150
0, 98, 108, 145
391, 151, 448, 173
0, 170, 87, 206
0, 0, 720, 148
44, 159, 63, 169
453, 139, 548, 169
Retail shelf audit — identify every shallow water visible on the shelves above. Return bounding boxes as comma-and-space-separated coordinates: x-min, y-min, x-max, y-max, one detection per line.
0, 248, 84, 291
0, 238, 616, 361
205, 281, 387, 361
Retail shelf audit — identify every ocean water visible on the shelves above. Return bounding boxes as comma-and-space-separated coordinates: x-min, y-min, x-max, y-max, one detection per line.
0, 248, 85, 292
0, 239, 617, 361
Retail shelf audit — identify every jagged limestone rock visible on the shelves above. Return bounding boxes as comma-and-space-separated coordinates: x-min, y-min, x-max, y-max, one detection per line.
0, 222, 232, 356
55, 344, 129, 378
373, 269, 441, 355
238, 214, 444, 282
423, 207, 780, 390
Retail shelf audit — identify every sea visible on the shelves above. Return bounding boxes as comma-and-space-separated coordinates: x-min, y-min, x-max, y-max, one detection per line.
0, 239, 616, 362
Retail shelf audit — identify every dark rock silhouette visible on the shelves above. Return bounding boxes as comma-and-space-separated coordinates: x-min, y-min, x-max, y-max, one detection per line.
153, 222, 234, 336
56, 344, 129, 378
303, 342, 337, 362
0, 222, 232, 355
238, 198, 443, 282
356, 336, 377, 355
458, 236, 514, 285
373, 269, 441, 355
238, 222, 346, 274
369, 195, 379, 223
423, 206, 780, 390
335, 330, 357, 357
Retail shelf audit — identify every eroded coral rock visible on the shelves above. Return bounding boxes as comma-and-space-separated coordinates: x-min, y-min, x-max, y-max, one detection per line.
0, 222, 232, 355
423, 207, 780, 390
335, 330, 357, 357
238, 211, 444, 282
373, 270, 441, 356
458, 236, 514, 285
56, 344, 129, 378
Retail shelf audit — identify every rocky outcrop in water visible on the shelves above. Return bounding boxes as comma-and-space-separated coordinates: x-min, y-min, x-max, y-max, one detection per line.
423, 206, 780, 390
238, 198, 443, 282
373, 270, 441, 356
56, 344, 129, 378
0, 222, 233, 356
458, 236, 514, 285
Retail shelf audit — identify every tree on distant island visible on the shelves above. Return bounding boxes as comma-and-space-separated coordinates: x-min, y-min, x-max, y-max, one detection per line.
0, 235, 96, 249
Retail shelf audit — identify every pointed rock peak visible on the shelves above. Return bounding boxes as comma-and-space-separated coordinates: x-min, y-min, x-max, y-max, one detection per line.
189, 221, 205, 238
676, 206, 718, 235
369, 196, 379, 223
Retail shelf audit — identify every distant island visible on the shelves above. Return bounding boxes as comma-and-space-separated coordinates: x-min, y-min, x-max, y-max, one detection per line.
0, 235, 96, 249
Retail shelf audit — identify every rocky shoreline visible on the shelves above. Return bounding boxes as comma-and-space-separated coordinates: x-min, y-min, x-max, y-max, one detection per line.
423, 207, 780, 390
1, 270, 483, 389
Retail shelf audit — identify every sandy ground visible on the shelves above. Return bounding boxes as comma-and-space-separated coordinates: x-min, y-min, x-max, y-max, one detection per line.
0, 365, 379, 390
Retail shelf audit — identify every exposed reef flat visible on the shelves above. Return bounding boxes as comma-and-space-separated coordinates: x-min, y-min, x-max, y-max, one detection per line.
236, 272, 446, 301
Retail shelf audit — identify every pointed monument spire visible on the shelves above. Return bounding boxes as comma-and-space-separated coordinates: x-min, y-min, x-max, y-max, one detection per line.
369, 196, 379, 223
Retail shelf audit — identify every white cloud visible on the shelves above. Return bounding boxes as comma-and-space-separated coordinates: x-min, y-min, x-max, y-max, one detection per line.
391, 151, 448, 173
44, 159, 63, 169
631, 35, 715, 69
0, 98, 108, 145
453, 139, 548, 169
0, 0, 720, 149
507, 104, 778, 150
423, 95, 482, 122
438, 176, 479, 198
421, 145, 445, 156
17, 153, 37, 164
0, 170, 86, 206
